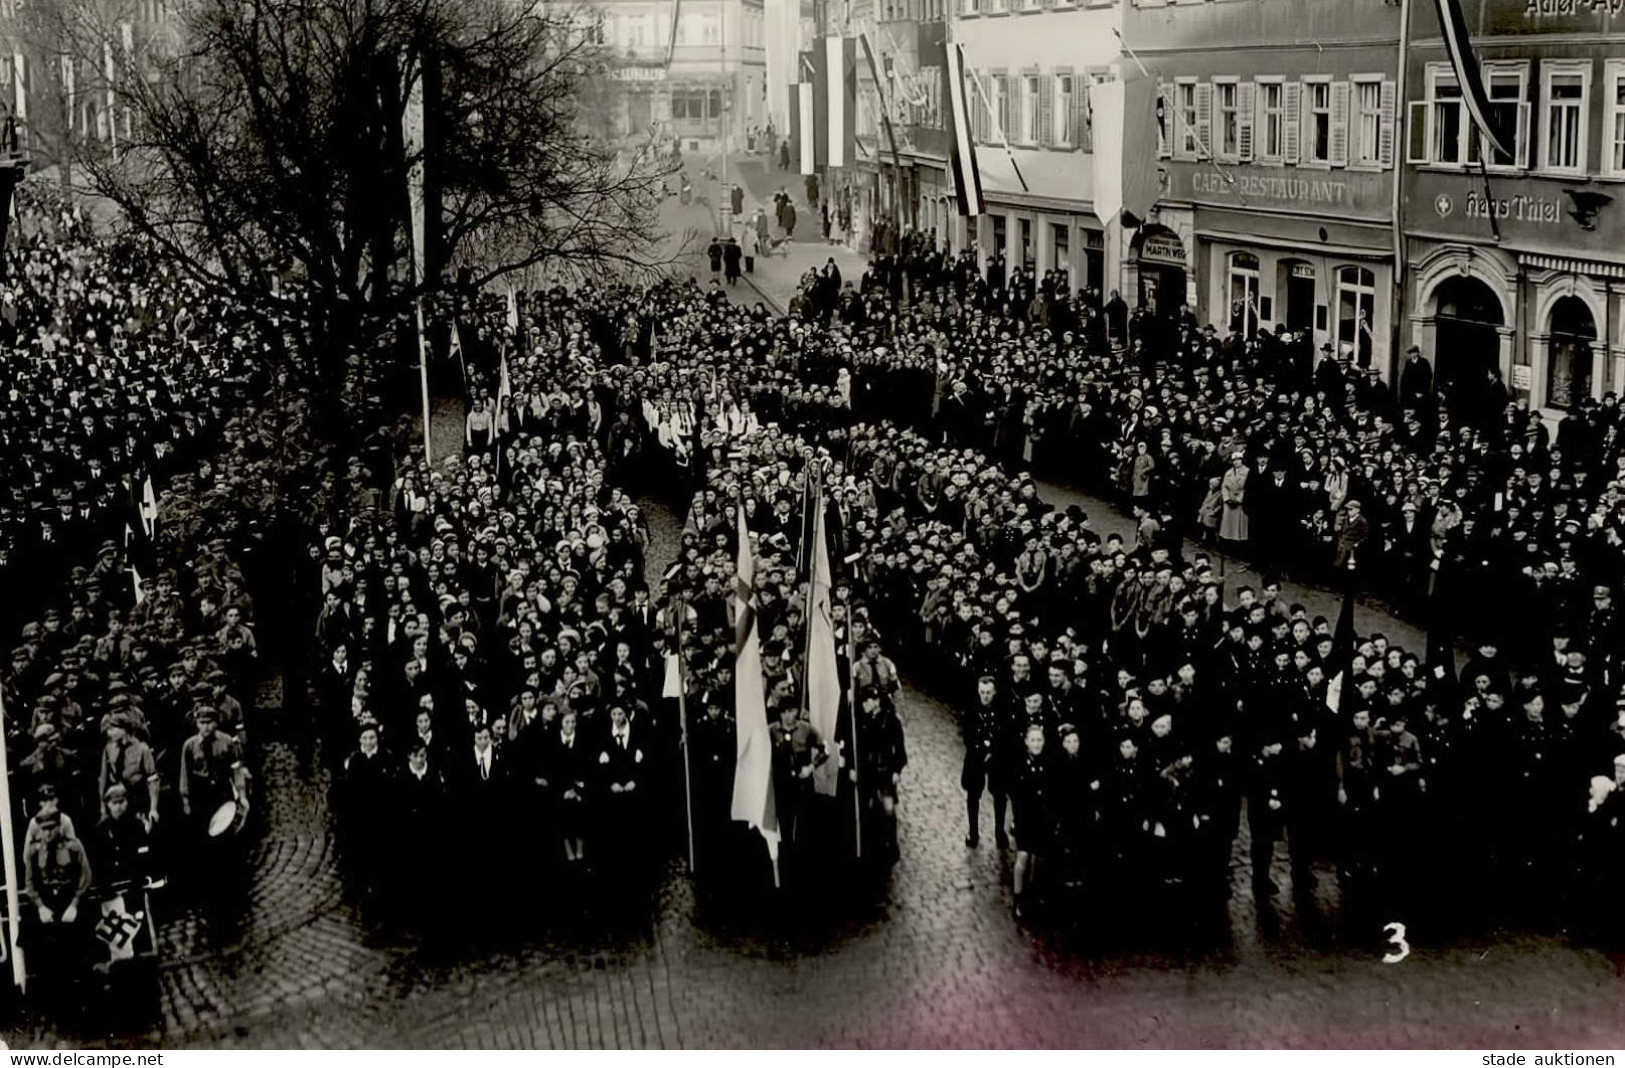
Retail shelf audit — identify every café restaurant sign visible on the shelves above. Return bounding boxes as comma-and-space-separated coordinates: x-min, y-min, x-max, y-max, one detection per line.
1178, 163, 1388, 218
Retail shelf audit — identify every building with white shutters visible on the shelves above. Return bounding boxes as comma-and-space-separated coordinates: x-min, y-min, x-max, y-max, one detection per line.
1400, 0, 1625, 415
1122, 0, 1403, 375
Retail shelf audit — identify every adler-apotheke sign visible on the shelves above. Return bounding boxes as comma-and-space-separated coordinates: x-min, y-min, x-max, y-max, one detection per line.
1473, 0, 1625, 30
1522, 0, 1625, 17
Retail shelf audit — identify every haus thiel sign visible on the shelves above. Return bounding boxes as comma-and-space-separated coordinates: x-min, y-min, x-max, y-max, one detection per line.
1409, 170, 1625, 253
1177, 163, 1389, 219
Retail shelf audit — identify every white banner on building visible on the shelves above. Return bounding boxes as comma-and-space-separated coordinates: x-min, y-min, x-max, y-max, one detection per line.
1091, 76, 1124, 227
402, 68, 427, 283
12, 53, 25, 124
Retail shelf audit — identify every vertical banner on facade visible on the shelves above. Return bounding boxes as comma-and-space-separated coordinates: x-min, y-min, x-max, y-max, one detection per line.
120, 22, 133, 140
941, 38, 983, 217
1120, 73, 1161, 225
12, 54, 25, 125
104, 41, 116, 155
823, 36, 856, 169
797, 83, 815, 177
402, 70, 427, 285
811, 47, 829, 168
1092, 70, 1158, 226
1434, 0, 1510, 161
61, 55, 74, 138
401, 61, 432, 465
1091, 76, 1124, 227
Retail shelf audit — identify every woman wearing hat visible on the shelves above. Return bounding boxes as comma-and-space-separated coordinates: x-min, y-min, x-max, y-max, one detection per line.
1218, 451, 1250, 547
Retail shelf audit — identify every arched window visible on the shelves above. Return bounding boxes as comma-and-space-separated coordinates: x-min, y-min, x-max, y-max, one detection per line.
1228, 251, 1260, 338
1336, 265, 1377, 367
1547, 296, 1597, 409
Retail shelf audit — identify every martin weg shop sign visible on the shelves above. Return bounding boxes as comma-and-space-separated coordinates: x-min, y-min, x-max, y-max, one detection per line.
1411, 170, 1623, 251
1172, 162, 1391, 220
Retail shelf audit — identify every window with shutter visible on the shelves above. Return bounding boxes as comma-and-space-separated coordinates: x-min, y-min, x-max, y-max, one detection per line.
1079, 77, 1092, 151
1283, 81, 1301, 163
1038, 73, 1053, 147
1195, 82, 1213, 160
1005, 79, 1016, 142
1021, 70, 1040, 145
1405, 100, 1428, 164
1237, 81, 1255, 161
975, 73, 988, 141
1157, 83, 1171, 158
1329, 81, 1351, 165
968, 70, 980, 140
1377, 80, 1396, 167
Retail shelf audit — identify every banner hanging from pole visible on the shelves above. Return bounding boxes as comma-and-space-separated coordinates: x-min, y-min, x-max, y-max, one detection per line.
402, 58, 433, 465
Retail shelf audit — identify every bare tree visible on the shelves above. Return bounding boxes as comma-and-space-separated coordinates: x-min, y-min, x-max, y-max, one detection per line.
72, 0, 676, 381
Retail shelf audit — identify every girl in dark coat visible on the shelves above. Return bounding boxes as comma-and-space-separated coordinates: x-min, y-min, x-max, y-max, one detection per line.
1011, 723, 1054, 917
546, 707, 593, 864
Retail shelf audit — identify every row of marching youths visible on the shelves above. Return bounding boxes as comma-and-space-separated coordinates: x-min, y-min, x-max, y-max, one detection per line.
0, 202, 294, 1006
583, 278, 1625, 953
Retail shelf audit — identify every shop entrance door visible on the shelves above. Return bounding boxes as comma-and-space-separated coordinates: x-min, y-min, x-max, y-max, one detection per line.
1279, 261, 1315, 334
1433, 276, 1503, 394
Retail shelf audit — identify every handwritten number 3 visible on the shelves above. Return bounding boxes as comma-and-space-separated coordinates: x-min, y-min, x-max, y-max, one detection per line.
1382, 922, 1410, 964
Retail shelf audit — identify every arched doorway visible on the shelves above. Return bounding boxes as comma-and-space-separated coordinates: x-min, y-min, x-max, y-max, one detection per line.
1546, 296, 1597, 410
1132, 225, 1186, 321
1432, 276, 1504, 394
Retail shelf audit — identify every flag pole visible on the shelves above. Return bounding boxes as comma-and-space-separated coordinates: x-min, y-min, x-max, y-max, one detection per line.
0, 689, 26, 990
848, 593, 862, 859
675, 589, 698, 874
800, 472, 819, 724
415, 296, 434, 466
963, 65, 1028, 194
796, 467, 812, 578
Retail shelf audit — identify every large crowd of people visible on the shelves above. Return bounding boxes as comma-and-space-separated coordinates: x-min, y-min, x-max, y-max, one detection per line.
404, 240, 1618, 946
0, 184, 322, 1002
18, 165, 1621, 1001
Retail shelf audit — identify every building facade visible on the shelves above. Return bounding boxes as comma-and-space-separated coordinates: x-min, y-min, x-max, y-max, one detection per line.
947, 0, 1123, 295
1123, 0, 1404, 375
594, 0, 769, 152
1401, 0, 1625, 415
0, 0, 177, 168
852, 0, 1120, 290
